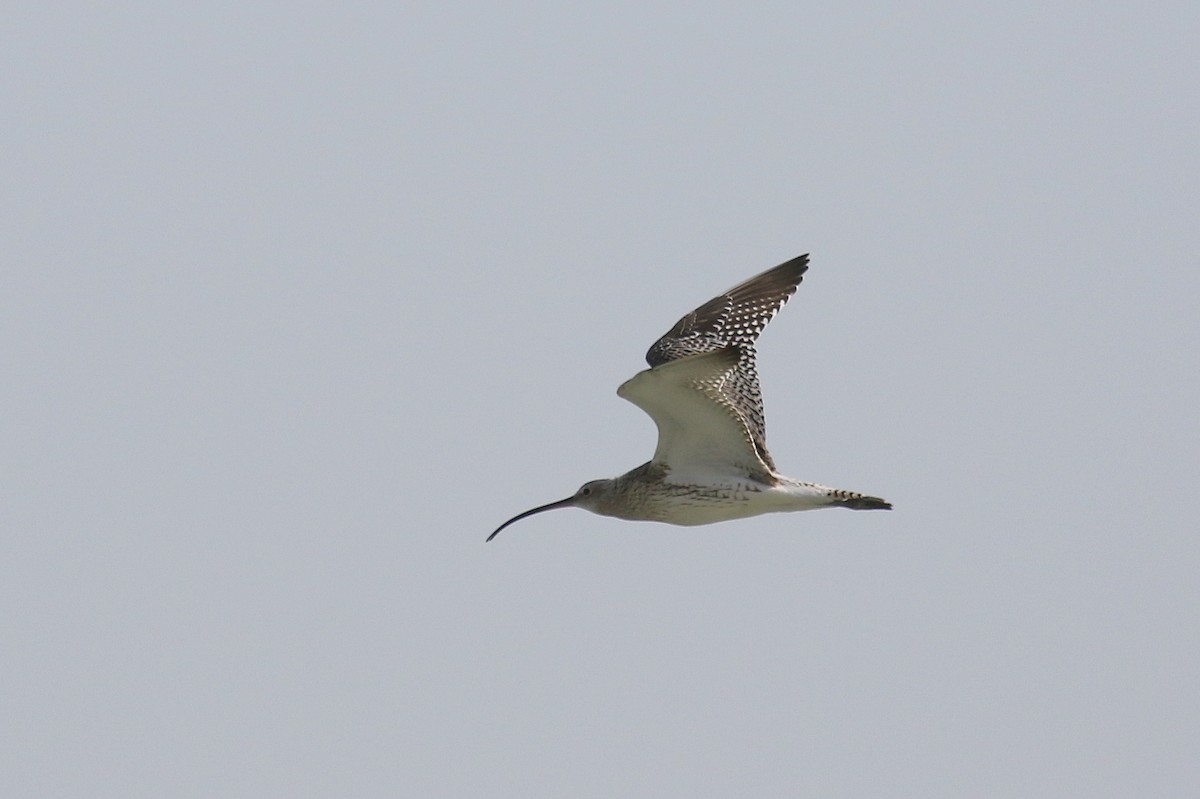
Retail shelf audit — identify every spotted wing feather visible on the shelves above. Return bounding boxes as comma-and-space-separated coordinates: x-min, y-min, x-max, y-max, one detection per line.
643, 254, 809, 470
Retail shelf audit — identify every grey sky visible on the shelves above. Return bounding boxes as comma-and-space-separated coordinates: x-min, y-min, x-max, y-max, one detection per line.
4, 2, 1198, 796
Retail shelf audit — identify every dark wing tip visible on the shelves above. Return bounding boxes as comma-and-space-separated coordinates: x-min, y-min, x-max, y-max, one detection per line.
780, 252, 810, 277
753, 252, 809, 294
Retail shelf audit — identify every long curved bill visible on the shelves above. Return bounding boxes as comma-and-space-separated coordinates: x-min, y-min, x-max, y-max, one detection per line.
487, 496, 577, 542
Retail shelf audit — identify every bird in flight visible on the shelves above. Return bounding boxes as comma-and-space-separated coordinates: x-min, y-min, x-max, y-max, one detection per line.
488, 254, 890, 541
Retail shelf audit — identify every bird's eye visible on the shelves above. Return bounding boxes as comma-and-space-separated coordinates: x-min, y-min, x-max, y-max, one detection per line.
581, 486, 592, 496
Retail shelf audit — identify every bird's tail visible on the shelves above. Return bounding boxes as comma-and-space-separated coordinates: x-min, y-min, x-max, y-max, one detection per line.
832, 493, 892, 510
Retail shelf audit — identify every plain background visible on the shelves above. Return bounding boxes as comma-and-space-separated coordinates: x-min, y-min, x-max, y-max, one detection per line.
4, 2, 1198, 796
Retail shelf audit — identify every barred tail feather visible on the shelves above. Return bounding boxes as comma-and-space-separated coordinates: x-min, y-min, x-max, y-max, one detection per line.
834, 494, 892, 510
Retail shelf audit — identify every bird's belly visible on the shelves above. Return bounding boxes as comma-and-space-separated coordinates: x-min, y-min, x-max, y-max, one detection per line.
623, 478, 832, 526
639, 482, 779, 526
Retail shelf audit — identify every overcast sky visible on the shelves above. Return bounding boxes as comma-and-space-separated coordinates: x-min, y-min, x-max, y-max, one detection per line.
4, 2, 1198, 796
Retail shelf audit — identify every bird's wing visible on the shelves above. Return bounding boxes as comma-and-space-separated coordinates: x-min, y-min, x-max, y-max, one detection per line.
618, 347, 771, 479
639, 254, 809, 471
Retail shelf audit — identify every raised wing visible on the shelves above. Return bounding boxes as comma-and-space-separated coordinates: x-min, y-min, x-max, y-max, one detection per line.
641, 254, 809, 470
618, 347, 771, 479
